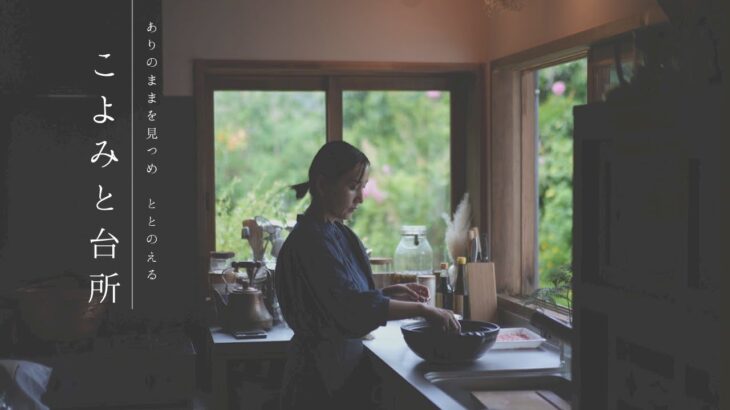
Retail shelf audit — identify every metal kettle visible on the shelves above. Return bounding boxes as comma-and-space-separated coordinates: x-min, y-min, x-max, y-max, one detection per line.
212, 261, 273, 332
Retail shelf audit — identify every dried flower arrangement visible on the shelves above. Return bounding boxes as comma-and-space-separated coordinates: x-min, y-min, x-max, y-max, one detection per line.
442, 192, 471, 263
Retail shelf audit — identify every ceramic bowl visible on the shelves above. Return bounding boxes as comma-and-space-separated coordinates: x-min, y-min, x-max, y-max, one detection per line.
401, 320, 500, 363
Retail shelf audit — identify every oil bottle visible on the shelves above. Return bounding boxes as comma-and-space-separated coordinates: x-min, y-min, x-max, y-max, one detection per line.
454, 257, 469, 318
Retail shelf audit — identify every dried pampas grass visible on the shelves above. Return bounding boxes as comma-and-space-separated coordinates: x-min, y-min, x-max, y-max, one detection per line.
442, 193, 471, 263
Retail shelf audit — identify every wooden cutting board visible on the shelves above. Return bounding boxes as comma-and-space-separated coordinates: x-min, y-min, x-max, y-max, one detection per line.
466, 262, 497, 322
471, 390, 570, 410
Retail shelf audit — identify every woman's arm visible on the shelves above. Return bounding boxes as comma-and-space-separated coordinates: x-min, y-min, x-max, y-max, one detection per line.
382, 283, 429, 302
387, 299, 427, 320
387, 300, 461, 333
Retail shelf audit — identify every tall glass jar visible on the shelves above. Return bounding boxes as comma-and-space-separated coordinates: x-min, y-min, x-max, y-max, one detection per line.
393, 225, 433, 279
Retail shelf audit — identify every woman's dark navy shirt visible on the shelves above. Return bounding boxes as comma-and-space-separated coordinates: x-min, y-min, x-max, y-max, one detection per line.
275, 213, 390, 398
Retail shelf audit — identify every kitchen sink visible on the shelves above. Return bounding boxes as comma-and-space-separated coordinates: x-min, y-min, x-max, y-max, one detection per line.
424, 369, 572, 409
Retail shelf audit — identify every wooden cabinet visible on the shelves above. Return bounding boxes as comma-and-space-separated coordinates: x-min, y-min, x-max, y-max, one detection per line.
572, 88, 723, 409
225, 355, 286, 410
208, 326, 292, 409
369, 354, 439, 410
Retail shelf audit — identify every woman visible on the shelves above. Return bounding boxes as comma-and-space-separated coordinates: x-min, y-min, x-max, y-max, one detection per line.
275, 141, 460, 409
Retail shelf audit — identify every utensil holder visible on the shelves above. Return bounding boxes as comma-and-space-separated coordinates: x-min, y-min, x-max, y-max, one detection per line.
466, 262, 497, 322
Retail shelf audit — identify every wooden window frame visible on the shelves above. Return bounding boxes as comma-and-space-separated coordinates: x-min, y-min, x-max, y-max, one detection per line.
194, 60, 484, 298
488, 14, 664, 298
491, 50, 587, 298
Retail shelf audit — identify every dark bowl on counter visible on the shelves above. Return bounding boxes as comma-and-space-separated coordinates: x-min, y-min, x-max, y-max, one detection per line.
401, 320, 500, 364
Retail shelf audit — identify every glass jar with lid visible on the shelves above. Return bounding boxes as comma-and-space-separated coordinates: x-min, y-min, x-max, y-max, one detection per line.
209, 251, 237, 287
393, 225, 433, 278
209, 251, 235, 274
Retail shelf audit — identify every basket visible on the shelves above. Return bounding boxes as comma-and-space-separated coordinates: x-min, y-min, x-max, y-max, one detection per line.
17, 288, 107, 341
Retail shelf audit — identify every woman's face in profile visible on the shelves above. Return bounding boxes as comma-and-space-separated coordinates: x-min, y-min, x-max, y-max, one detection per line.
320, 163, 370, 222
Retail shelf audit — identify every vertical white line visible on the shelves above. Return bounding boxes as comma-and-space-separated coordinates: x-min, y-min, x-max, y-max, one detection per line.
130, 0, 134, 310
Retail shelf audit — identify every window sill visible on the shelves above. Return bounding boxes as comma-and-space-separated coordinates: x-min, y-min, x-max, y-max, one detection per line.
497, 294, 572, 344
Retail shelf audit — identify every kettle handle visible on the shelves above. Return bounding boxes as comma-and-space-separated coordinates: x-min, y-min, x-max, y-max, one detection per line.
221, 267, 235, 282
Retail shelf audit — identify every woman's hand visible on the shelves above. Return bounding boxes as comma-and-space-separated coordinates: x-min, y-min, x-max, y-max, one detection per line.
382, 283, 429, 302
422, 305, 461, 334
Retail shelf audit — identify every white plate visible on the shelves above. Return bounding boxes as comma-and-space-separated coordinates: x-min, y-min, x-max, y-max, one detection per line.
492, 327, 546, 350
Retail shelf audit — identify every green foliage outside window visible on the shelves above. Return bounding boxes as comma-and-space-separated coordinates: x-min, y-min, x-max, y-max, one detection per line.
536, 59, 587, 294
214, 91, 322, 259
343, 91, 451, 267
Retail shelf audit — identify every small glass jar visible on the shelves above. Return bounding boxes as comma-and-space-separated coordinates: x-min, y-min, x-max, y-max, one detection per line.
209, 251, 235, 274
393, 225, 433, 278
369, 257, 394, 273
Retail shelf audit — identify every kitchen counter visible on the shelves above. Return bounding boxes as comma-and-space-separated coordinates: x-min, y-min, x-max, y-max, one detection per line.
209, 324, 293, 354
364, 319, 564, 409
209, 320, 564, 409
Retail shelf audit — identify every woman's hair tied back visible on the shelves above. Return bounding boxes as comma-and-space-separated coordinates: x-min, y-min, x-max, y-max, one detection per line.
290, 140, 369, 199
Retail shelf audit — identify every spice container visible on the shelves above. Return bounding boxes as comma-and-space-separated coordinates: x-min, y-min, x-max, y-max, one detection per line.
416, 275, 436, 307
369, 257, 394, 273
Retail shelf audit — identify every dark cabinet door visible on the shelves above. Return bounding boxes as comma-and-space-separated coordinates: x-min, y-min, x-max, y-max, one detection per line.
572, 88, 722, 410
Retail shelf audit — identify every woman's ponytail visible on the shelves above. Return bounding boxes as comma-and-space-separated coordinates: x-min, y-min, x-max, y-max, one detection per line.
291, 181, 310, 199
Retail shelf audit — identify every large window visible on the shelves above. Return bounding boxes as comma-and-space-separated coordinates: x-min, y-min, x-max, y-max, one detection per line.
196, 62, 479, 286
491, 58, 587, 308
343, 91, 451, 265
536, 59, 586, 291
213, 91, 324, 257
490, 25, 646, 313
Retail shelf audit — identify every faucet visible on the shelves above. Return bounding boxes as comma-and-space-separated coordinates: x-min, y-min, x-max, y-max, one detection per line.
530, 310, 572, 375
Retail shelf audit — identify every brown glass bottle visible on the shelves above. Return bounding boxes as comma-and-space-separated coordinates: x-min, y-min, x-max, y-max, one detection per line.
435, 262, 452, 309
454, 257, 469, 318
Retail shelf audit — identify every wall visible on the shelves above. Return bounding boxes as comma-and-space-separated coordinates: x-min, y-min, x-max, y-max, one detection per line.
483, 0, 665, 62
163, 0, 668, 96
163, 0, 490, 96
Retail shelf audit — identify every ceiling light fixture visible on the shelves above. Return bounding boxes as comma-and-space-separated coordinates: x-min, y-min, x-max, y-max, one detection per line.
483, 0, 527, 15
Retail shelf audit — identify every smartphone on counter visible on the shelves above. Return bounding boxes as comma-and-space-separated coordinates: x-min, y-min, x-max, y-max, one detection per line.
232, 330, 268, 340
